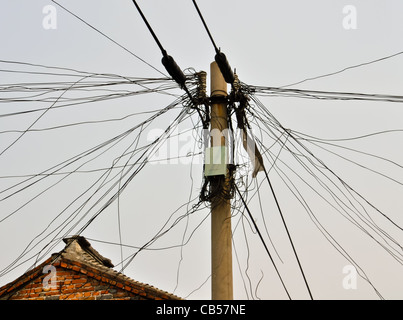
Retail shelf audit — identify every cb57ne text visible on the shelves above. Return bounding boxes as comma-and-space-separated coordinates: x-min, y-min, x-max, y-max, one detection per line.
156, 303, 246, 317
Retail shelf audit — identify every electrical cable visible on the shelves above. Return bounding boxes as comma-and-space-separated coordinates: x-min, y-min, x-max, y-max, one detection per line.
281, 50, 403, 88
230, 97, 313, 298
50, 0, 167, 77
130, 0, 208, 128
3, 2, 403, 300
234, 184, 292, 300
130, 0, 185, 85
32, 103, 198, 267
250, 93, 403, 242
240, 93, 403, 298
0, 73, 106, 156
191, 0, 235, 85
263, 168, 314, 300
130, 0, 166, 57
246, 85, 403, 104
191, 0, 219, 54
260, 145, 385, 300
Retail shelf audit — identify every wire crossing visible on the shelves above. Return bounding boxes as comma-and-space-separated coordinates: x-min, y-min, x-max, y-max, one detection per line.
130, 0, 186, 88
51, 0, 167, 77
235, 184, 292, 300
130, 0, 211, 130
263, 168, 314, 300
1, 1, 402, 301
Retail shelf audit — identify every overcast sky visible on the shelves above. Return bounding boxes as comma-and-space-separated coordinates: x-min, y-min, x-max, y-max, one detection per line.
1, 0, 403, 300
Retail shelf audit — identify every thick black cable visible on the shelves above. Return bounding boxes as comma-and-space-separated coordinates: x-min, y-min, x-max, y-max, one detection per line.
263, 169, 314, 300
130, 0, 167, 57
191, 0, 235, 85
51, 0, 166, 77
129, 0, 182, 81
129, 0, 208, 128
234, 184, 292, 300
191, 0, 219, 53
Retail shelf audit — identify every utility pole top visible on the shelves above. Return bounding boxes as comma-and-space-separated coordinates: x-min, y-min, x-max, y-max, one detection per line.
210, 61, 227, 98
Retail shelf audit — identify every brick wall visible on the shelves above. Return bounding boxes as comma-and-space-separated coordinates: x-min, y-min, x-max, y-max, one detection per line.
2, 258, 177, 300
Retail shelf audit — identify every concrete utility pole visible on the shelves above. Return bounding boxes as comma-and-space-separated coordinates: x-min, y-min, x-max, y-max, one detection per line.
210, 61, 233, 300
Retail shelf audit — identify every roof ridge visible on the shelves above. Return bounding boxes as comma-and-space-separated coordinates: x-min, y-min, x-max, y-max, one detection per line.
63, 236, 114, 268
62, 236, 182, 299
0, 236, 183, 300
60, 257, 183, 300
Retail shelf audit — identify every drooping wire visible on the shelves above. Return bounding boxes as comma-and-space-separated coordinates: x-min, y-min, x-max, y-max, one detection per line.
246, 85, 403, 104
263, 168, 314, 300
250, 92, 403, 240
231, 103, 313, 298
1, 73, 105, 156
281, 50, 403, 88
234, 184, 292, 300
0, 60, 181, 126
0, 92, 189, 278
129, 0, 208, 128
230, 90, 403, 298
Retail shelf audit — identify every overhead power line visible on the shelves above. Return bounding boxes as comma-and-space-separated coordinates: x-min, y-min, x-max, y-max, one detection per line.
234, 184, 292, 300
263, 169, 314, 300
129, 0, 210, 129
130, 0, 186, 89
191, 0, 235, 85
282, 50, 403, 88
3, 1, 402, 301
245, 85, 403, 104
51, 0, 167, 77
191, 0, 219, 53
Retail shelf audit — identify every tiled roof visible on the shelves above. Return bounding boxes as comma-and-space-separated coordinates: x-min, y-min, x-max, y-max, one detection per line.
62, 236, 114, 268
0, 236, 182, 300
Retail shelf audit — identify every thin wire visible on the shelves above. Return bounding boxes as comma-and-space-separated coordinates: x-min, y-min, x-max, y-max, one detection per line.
234, 184, 292, 300
281, 50, 403, 88
233, 102, 313, 298
50, 0, 167, 77
116, 124, 145, 272
0, 96, 185, 276
263, 168, 314, 300
263, 150, 385, 299
251, 93, 403, 243
173, 115, 201, 294
128, 1, 207, 127
245, 94, 399, 298
292, 128, 403, 143
231, 221, 250, 300
0, 73, 94, 156
240, 209, 254, 299
247, 85, 403, 104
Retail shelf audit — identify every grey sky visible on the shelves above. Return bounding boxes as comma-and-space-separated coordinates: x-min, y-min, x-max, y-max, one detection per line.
1, 0, 403, 300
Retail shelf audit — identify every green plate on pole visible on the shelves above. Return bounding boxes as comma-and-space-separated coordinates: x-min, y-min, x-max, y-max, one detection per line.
204, 146, 228, 176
